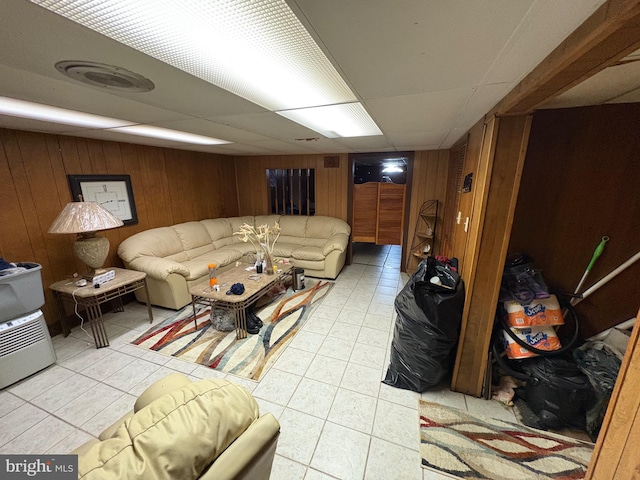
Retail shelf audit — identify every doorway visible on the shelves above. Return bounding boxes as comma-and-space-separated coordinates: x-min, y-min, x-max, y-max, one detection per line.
348, 152, 413, 263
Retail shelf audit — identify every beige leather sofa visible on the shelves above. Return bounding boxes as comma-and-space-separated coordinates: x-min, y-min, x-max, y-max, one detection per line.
73, 374, 280, 480
117, 215, 350, 309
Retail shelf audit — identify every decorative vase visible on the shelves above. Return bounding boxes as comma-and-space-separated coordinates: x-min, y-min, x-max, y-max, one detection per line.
264, 251, 275, 275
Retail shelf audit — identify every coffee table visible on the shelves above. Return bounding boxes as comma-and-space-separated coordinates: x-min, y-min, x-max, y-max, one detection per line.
189, 263, 294, 339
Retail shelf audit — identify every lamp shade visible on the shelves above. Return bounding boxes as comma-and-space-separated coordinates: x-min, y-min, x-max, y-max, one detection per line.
48, 201, 124, 234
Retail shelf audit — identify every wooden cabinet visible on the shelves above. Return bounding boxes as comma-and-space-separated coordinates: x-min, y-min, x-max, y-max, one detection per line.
405, 200, 438, 272
352, 182, 406, 245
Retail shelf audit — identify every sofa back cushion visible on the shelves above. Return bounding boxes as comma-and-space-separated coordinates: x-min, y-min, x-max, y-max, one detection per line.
78, 379, 259, 480
253, 215, 281, 229
278, 215, 308, 243
306, 216, 351, 239
117, 227, 186, 263
173, 222, 214, 259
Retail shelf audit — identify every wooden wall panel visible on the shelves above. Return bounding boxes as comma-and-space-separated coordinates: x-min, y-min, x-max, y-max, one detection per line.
509, 104, 640, 338
404, 150, 449, 272
234, 154, 349, 221
586, 310, 640, 479
0, 128, 237, 334
451, 115, 532, 396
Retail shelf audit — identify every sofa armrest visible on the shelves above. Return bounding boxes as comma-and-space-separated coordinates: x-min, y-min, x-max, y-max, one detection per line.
127, 256, 190, 281
201, 413, 280, 480
322, 233, 350, 256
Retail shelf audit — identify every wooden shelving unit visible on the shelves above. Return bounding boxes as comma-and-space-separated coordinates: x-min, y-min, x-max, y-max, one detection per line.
405, 200, 438, 272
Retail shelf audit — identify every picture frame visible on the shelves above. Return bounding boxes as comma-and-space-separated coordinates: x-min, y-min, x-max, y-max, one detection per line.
67, 174, 138, 225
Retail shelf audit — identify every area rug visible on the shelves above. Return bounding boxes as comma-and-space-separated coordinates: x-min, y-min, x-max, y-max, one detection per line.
132, 279, 332, 381
419, 400, 593, 479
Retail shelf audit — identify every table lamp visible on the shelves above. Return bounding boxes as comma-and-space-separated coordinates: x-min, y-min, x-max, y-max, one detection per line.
48, 200, 124, 280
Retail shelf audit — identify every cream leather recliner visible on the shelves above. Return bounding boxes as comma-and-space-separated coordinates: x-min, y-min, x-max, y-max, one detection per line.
72, 374, 280, 480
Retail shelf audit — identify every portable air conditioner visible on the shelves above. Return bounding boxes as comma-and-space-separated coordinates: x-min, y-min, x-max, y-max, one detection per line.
0, 310, 56, 389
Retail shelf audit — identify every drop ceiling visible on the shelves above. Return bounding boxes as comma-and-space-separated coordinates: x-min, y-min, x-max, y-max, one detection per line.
0, 0, 633, 156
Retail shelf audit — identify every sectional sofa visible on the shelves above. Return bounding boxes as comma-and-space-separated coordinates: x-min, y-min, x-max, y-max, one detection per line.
117, 215, 351, 309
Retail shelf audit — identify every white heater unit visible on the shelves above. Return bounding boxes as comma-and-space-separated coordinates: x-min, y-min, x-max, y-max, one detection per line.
0, 310, 56, 389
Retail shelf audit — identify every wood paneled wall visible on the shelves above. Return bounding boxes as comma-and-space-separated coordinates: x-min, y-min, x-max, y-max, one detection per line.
404, 150, 449, 272
509, 104, 640, 338
0, 128, 237, 333
233, 154, 349, 220
586, 308, 640, 479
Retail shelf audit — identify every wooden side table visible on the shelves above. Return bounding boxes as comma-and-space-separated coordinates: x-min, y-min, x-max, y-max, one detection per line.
50, 268, 153, 348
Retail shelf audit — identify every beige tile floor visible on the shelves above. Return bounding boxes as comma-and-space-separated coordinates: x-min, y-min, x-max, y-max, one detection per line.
0, 245, 521, 480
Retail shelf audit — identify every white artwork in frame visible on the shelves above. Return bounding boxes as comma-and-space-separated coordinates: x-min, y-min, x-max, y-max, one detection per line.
68, 174, 138, 225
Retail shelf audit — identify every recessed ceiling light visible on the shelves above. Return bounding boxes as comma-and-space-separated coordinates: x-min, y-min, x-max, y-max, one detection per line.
30, 0, 383, 138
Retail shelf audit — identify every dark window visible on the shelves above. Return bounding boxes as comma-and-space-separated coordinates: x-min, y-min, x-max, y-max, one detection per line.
267, 168, 315, 215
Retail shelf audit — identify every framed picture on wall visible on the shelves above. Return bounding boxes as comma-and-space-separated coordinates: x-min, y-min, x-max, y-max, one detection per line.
67, 174, 138, 225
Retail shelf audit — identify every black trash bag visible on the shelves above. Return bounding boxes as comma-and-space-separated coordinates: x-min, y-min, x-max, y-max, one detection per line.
573, 345, 621, 440
383, 257, 465, 392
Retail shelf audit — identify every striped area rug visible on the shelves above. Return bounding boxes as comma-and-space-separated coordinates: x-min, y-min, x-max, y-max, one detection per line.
419, 400, 593, 479
132, 279, 332, 381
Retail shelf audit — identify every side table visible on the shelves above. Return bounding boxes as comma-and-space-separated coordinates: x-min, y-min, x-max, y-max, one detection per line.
50, 268, 153, 348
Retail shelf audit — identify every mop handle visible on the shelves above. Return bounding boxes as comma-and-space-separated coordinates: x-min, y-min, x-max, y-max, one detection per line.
573, 250, 640, 306
572, 236, 609, 296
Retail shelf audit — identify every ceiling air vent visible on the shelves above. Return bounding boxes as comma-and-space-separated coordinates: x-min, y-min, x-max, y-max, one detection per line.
55, 61, 155, 92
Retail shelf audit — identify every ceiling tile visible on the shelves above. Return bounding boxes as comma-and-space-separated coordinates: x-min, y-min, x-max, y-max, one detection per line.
540, 60, 640, 109
293, 0, 534, 98
366, 87, 475, 133
386, 131, 447, 148
209, 112, 321, 140
484, 0, 606, 84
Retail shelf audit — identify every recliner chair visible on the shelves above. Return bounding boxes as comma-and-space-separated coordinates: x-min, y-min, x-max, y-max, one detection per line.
72, 374, 280, 480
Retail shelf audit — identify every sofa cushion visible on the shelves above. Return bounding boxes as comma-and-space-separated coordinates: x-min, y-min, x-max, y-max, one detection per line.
117, 227, 184, 263
278, 216, 308, 237
229, 216, 257, 238
272, 243, 297, 258
253, 215, 281, 229
306, 215, 351, 238
201, 218, 233, 242
172, 222, 214, 259
291, 245, 325, 261
182, 249, 244, 280
78, 379, 258, 480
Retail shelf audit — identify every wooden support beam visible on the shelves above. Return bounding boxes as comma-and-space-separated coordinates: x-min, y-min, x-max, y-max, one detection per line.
490, 0, 640, 116
451, 115, 532, 397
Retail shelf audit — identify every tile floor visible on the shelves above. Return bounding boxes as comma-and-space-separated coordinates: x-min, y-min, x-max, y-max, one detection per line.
1, 245, 522, 479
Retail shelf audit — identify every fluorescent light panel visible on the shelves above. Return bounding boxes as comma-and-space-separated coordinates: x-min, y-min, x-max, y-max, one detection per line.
278, 103, 383, 138
0, 96, 133, 129
31, 0, 382, 138
112, 124, 228, 145
0, 96, 230, 145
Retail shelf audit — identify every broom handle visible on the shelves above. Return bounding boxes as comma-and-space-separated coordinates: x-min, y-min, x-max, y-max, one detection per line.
572, 251, 640, 306
573, 236, 609, 296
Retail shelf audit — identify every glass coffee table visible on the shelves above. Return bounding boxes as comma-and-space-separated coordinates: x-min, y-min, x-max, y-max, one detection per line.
189, 263, 294, 339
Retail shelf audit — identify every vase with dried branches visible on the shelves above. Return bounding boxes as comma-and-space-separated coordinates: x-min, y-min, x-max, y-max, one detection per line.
233, 222, 281, 275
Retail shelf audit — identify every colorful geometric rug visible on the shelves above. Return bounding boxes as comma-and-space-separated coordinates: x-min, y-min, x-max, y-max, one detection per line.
419, 401, 593, 479
132, 279, 332, 381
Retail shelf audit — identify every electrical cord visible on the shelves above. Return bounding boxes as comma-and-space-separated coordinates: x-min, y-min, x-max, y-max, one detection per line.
71, 287, 95, 342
